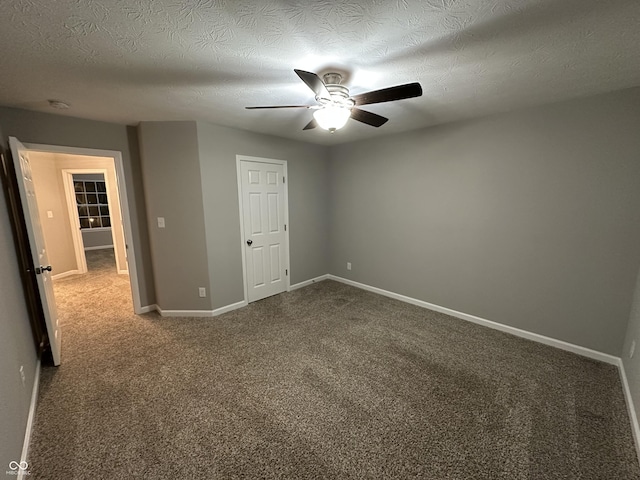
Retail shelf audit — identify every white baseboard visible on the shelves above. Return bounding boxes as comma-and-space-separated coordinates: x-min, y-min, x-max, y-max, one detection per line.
83, 245, 114, 251
618, 359, 640, 464
51, 269, 80, 280
18, 359, 40, 480
135, 276, 640, 461
153, 300, 247, 318
144, 274, 331, 318
327, 275, 619, 366
117, 269, 129, 275
213, 300, 247, 316
321, 275, 640, 462
137, 305, 157, 314
84, 245, 113, 251
156, 306, 214, 317
289, 274, 330, 291
136, 274, 639, 459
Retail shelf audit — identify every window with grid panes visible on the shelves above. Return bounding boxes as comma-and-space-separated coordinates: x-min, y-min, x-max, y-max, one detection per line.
74, 180, 111, 229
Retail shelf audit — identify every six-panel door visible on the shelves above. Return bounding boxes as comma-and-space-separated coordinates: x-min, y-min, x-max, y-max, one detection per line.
10, 137, 62, 365
240, 160, 287, 303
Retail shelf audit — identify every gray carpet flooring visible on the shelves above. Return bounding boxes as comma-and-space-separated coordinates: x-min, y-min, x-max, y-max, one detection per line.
28, 248, 640, 479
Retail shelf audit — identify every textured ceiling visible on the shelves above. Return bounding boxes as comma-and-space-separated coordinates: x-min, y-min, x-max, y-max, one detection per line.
0, 0, 639, 145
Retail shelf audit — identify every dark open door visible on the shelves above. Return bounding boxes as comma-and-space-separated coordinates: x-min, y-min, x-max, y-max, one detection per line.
0, 146, 50, 362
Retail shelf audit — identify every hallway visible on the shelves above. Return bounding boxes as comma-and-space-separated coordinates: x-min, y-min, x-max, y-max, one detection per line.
53, 248, 132, 365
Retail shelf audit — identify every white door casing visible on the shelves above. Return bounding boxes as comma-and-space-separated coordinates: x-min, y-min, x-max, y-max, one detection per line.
237, 156, 290, 303
10, 137, 62, 366
61, 170, 89, 274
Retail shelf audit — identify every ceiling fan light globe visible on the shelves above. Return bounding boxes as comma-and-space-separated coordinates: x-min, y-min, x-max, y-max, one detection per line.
313, 106, 351, 131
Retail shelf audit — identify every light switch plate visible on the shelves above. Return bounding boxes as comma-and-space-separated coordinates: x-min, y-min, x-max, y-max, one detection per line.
47, 210, 54, 218
157, 217, 165, 228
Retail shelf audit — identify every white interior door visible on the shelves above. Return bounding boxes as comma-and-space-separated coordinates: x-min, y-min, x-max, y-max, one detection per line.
239, 159, 288, 303
10, 137, 61, 365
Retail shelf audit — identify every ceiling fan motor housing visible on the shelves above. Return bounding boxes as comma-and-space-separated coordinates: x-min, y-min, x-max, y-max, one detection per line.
318, 73, 355, 108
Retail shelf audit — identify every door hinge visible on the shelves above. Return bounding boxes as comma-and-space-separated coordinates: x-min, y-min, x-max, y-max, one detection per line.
283, 176, 286, 183
286, 269, 288, 276
284, 224, 287, 231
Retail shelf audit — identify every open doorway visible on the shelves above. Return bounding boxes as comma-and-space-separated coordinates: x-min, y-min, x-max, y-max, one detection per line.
20, 141, 143, 317
59, 169, 128, 277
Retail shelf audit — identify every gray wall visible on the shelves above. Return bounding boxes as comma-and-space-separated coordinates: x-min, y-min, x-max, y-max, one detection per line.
2, 88, 639, 472
623, 268, 640, 434
137, 120, 330, 311
328, 88, 640, 356
0, 107, 155, 306
138, 122, 212, 311
0, 132, 38, 476
196, 122, 330, 309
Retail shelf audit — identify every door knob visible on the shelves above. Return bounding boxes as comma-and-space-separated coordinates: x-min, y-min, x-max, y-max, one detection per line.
246, 239, 253, 246
36, 265, 53, 274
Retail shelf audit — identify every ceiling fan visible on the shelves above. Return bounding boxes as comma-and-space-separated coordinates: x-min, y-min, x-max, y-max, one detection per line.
246, 69, 423, 133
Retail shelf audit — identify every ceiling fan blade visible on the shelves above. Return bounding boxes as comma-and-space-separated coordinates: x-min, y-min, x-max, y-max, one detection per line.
350, 108, 389, 127
303, 118, 317, 130
294, 69, 331, 100
352, 82, 422, 106
245, 105, 313, 109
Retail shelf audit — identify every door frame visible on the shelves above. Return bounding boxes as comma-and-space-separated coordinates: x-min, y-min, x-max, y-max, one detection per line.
61, 168, 128, 275
236, 155, 290, 303
23, 142, 143, 314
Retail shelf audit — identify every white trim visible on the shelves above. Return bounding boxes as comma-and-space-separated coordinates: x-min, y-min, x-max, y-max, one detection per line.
295, 275, 639, 457
61, 170, 88, 275
82, 226, 112, 232
236, 159, 248, 304
618, 359, 640, 464
327, 274, 620, 365
236, 155, 291, 305
19, 359, 40, 480
25, 143, 143, 314
151, 300, 248, 318
137, 305, 157, 314
51, 269, 81, 280
84, 245, 114, 251
100, 170, 124, 273
155, 307, 214, 317
213, 300, 247, 316
289, 274, 330, 291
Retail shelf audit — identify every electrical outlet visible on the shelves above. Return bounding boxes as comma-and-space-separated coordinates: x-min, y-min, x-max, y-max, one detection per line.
19, 365, 26, 387
157, 217, 165, 228
631, 340, 636, 359
347, 262, 352, 271
198, 287, 206, 298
